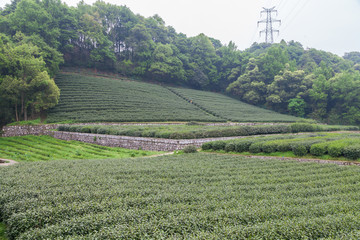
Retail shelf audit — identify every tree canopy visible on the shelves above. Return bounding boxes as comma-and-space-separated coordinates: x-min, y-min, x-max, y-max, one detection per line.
1, 0, 360, 125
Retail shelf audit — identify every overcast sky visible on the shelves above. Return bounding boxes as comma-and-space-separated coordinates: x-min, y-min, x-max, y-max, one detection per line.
1, 0, 360, 56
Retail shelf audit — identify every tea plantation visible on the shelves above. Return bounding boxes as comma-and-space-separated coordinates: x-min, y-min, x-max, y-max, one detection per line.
202, 132, 360, 160
1, 154, 360, 239
46, 73, 300, 123
58, 122, 358, 139
169, 87, 300, 122
0, 136, 158, 162
47, 73, 221, 123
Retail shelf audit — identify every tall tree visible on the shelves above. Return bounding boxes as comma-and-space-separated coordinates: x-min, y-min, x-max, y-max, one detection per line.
0, 39, 59, 121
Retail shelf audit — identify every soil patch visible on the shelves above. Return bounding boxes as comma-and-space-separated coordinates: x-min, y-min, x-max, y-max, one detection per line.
0, 159, 18, 167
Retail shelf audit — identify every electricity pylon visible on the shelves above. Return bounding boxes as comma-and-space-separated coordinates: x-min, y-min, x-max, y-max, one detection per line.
257, 7, 281, 44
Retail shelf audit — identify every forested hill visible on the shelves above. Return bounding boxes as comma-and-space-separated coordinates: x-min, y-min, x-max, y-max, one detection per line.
1, 0, 360, 126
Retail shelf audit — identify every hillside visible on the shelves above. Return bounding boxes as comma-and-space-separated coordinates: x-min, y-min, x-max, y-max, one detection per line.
170, 87, 299, 122
46, 73, 300, 123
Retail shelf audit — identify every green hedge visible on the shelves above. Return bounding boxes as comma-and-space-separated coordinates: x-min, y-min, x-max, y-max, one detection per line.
344, 145, 360, 160
58, 123, 359, 140
202, 133, 360, 160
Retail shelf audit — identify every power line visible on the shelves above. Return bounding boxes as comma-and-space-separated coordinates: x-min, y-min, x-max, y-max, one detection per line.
282, 0, 311, 31
277, 0, 285, 10
281, 0, 304, 23
257, 7, 281, 43
250, 23, 260, 45
277, 0, 289, 12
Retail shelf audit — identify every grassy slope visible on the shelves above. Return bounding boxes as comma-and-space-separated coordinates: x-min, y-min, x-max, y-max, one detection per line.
171, 87, 300, 122
46, 72, 299, 123
0, 154, 360, 239
0, 135, 159, 162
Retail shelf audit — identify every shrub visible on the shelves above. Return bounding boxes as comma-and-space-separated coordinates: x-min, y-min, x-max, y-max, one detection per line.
201, 142, 213, 150
97, 127, 108, 134
69, 125, 79, 132
234, 140, 254, 152
89, 126, 100, 134
249, 142, 263, 153
211, 141, 226, 151
183, 145, 198, 153
80, 127, 92, 133
292, 145, 308, 156
277, 142, 292, 152
310, 142, 328, 156
225, 142, 235, 152
343, 145, 360, 160
57, 125, 70, 131
290, 123, 320, 133
262, 142, 278, 153
328, 144, 343, 157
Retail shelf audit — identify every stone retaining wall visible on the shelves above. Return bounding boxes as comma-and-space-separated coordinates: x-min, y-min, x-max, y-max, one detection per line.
1, 123, 289, 151
1, 125, 59, 137
51, 131, 247, 151
1, 122, 287, 137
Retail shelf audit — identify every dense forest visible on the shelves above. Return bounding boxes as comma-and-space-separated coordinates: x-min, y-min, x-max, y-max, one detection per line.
1, 0, 360, 126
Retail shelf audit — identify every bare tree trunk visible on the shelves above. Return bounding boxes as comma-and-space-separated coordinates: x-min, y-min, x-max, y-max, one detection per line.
15, 103, 19, 122
21, 93, 24, 115
24, 105, 27, 121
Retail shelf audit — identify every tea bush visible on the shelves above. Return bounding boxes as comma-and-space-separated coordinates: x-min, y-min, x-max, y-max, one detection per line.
47, 74, 222, 123
202, 133, 360, 160
1, 154, 360, 239
183, 145, 198, 153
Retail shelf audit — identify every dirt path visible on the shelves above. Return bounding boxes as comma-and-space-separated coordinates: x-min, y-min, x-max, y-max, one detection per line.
144, 152, 175, 158
0, 158, 18, 167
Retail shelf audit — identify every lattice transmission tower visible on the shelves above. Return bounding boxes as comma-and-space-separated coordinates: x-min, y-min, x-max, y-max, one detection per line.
257, 7, 281, 43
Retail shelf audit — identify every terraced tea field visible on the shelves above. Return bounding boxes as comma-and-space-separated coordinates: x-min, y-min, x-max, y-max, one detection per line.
47, 73, 221, 123
1, 154, 360, 239
170, 87, 300, 122
46, 73, 300, 123
0, 136, 158, 161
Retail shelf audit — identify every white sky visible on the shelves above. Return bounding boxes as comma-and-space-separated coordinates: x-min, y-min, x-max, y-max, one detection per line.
1, 0, 360, 56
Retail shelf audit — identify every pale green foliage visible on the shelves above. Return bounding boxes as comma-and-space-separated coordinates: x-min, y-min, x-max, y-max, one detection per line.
1, 154, 360, 239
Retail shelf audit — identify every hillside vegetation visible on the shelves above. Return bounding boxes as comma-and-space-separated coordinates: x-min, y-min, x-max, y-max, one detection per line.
47, 73, 300, 123
1, 0, 360, 125
1, 154, 360, 239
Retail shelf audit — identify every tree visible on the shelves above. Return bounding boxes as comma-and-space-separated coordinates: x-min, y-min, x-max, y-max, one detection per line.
288, 98, 306, 117
266, 68, 311, 112
215, 41, 246, 90
0, 40, 59, 121
188, 33, 219, 89
344, 52, 360, 64
7, 0, 60, 48
327, 72, 360, 124
226, 58, 267, 104
148, 43, 185, 82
